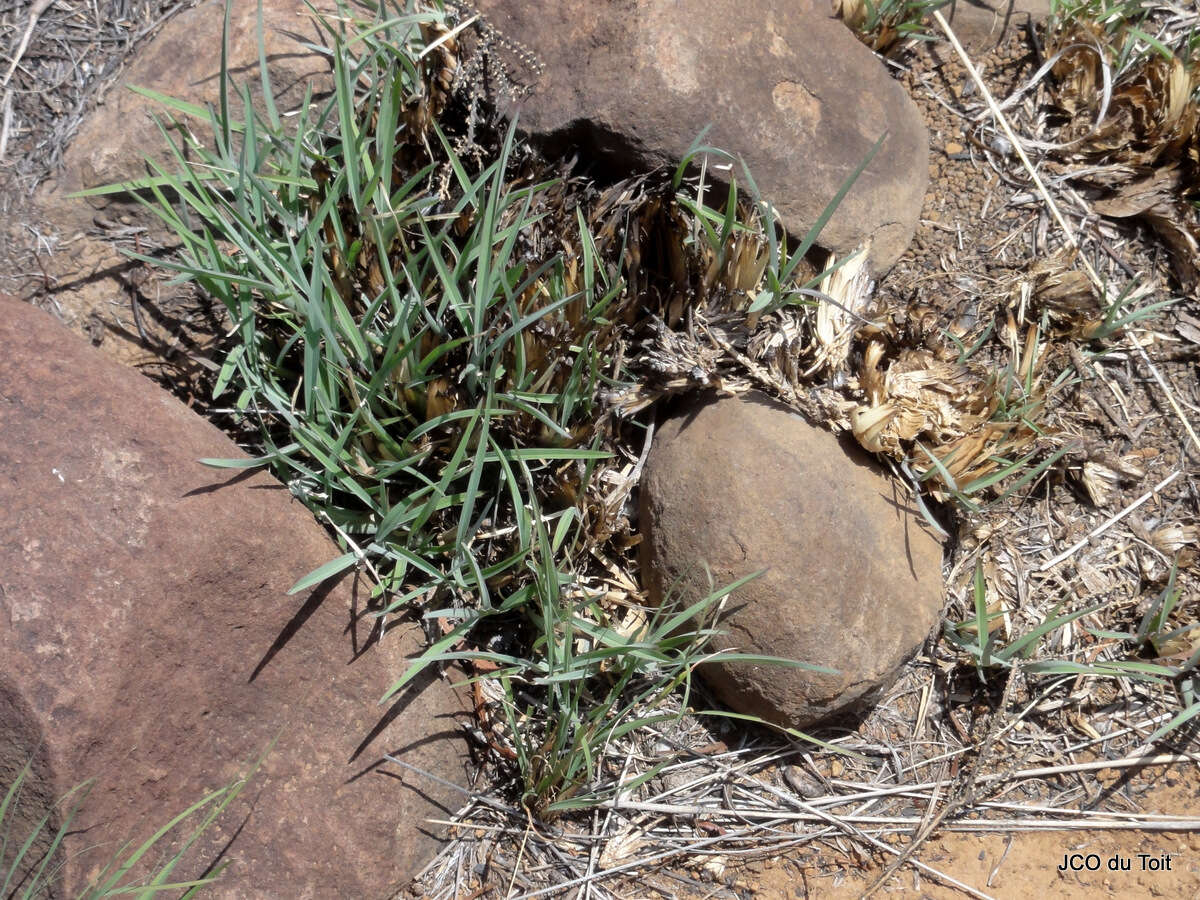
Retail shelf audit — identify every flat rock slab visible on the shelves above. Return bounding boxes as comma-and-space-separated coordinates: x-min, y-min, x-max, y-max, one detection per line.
475, 0, 929, 271
639, 392, 945, 729
0, 295, 468, 896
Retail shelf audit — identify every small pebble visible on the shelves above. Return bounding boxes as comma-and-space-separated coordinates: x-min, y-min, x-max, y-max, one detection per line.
945, 141, 965, 155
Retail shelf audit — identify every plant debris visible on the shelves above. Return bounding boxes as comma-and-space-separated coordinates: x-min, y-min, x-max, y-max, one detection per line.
1040, 13, 1200, 292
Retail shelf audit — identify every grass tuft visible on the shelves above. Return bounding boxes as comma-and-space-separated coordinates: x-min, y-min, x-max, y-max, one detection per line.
88, 0, 877, 813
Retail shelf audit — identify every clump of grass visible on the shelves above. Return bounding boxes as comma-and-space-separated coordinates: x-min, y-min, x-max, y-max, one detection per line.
1049, 0, 1200, 71
944, 559, 1200, 743
80, 0, 862, 814
944, 562, 1103, 680
849, 315, 1070, 515
112, 4, 631, 630
1040, 1, 1200, 291
832, 0, 952, 51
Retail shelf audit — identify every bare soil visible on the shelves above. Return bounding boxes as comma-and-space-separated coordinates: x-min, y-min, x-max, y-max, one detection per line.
699, 768, 1200, 898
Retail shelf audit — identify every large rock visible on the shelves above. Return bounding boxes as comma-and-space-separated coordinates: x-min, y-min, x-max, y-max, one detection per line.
0, 295, 468, 897
639, 392, 944, 729
474, 0, 928, 272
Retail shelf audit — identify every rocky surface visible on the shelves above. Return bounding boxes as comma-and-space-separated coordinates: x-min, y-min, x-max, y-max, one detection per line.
45, 0, 330, 214
940, 0, 1051, 52
639, 392, 945, 729
0, 295, 468, 896
474, 0, 928, 272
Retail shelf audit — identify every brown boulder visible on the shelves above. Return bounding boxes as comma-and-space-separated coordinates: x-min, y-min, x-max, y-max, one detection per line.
473, 0, 928, 271
0, 295, 468, 896
639, 393, 944, 729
